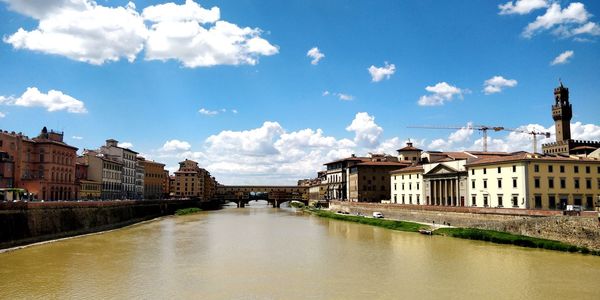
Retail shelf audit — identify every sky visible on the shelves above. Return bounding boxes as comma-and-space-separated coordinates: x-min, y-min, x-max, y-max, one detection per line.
0, 0, 599, 184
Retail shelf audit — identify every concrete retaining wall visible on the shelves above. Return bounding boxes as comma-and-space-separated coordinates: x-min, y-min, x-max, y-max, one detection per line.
330, 201, 600, 250
0, 200, 204, 250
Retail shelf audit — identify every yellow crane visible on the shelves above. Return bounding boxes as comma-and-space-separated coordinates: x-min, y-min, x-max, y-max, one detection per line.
407, 125, 505, 152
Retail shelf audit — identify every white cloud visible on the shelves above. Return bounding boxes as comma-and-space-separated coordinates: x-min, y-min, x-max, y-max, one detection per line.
72, 135, 83, 140
368, 62, 396, 82
498, 0, 548, 15
161, 139, 192, 152
2, 0, 278, 67
205, 121, 284, 156
427, 123, 475, 151
0, 112, 5, 118
322, 90, 330, 96
522, 2, 600, 38
118, 142, 133, 149
0, 87, 87, 113
306, 47, 324, 65
143, 1, 278, 68
550, 50, 574, 65
232, 109, 238, 114
417, 82, 465, 106
337, 93, 354, 101
3, 0, 148, 65
199, 108, 219, 116
483, 76, 518, 94
345, 112, 383, 148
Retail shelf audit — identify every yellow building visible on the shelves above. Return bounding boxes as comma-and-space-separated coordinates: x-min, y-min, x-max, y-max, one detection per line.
140, 159, 165, 199
79, 179, 101, 200
467, 152, 600, 210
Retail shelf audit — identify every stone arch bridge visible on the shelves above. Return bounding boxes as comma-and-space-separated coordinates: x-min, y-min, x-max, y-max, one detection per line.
216, 185, 308, 208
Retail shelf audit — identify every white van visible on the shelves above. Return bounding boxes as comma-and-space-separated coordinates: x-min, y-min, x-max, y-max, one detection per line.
372, 212, 384, 218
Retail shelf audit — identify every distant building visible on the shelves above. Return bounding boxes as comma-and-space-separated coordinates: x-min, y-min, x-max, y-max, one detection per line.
75, 160, 100, 200
542, 83, 600, 155
348, 160, 409, 202
141, 158, 165, 199
100, 139, 138, 199
135, 157, 145, 199
82, 150, 123, 200
0, 127, 78, 200
174, 159, 208, 199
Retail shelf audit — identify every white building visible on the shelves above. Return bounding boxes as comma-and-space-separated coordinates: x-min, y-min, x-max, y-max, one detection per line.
100, 139, 138, 199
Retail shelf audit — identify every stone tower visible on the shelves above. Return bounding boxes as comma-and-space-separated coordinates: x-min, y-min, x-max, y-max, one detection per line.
552, 82, 572, 142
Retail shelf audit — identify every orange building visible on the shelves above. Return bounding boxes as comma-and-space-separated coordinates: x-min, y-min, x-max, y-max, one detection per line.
140, 158, 166, 199
0, 127, 78, 200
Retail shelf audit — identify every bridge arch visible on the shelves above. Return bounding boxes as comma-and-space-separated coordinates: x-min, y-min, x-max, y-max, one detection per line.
216, 185, 308, 208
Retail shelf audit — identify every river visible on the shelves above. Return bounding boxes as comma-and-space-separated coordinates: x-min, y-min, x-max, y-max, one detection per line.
1, 201, 599, 299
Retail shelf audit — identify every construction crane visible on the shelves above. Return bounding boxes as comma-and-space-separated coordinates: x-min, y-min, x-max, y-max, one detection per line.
407, 125, 505, 152
503, 129, 551, 153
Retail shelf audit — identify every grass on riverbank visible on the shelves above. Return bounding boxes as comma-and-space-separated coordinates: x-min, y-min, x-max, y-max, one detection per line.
308, 209, 426, 232
175, 207, 202, 216
435, 228, 600, 256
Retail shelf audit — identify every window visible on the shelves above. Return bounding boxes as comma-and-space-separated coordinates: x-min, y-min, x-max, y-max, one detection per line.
497, 195, 503, 207
534, 195, 542, 209
483, 168, 487, 175
483, 195, 488, 207
471, 169, 474, 175
560, 165, 565, 173
497, 179, 502, 188
512, 165, 516, 172
548, 165, 553, 172
574, 178, 580, 189
402, 183, 405, 190
409, 194, 413, 204
471, 195, 476, 206
548, 178, 554, 189
416, 195, 420, 205
471, 180, 475, 189
560, 178, 566, 189
586, 179, 591, 189
483, 180, 487, 189
498, 167, 501, 173
512, 178, 517, 188
401, 195, 405, 204
574, 166, 579, 173
586, 196, 593, 209
409, 174, 411, 179
585, 166, 590, 174
534, 165, 539, 172
534, 178, 540, 188
512, 195, 518, 207
549, 195, 556, 209
416, 183, 420, 190
394, 194, 397, 202
409, 183, 412, 190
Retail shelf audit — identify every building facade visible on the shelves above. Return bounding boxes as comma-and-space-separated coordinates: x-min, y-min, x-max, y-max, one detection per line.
0, 127, 78, 200
467, 152, 600, 210
100, 139, 138, 199
174, 159, 205, 198
83, 150, 123, 200
348, 161, 409, 202
141, 159, 165, 199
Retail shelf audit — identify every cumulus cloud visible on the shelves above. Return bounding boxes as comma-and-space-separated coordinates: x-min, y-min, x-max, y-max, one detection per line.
498, 0, 548, 15
0, 87, 87, 113
161, 139, 192, 152
118, 142, 133, 149
368, 62, 396, 82
346, 112, 383, 148
551, 50, 574, 65
483, 76, 518, 94
142, 1, 278, 67
417, 82, 465, 106
3, 0, 148, 65
522, 2, 600, 38
72, 136, 83, 140
2, 0, 278, 67
306, 47, 324, 65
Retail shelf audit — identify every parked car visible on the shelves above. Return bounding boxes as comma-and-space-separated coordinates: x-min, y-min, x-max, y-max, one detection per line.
372, 212, 384, 218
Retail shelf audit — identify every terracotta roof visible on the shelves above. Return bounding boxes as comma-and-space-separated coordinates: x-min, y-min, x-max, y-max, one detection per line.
356, 161, 410, 167
397, 145, 422, 152
466, 152, 599, 166
390, 165, 423, 174
324, 156, 369, 165
571, 145, 598, 151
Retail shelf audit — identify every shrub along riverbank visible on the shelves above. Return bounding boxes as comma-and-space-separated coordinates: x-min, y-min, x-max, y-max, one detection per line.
308, 209, 426, 232
306, 209, 599, 256
175, 207, 202, 216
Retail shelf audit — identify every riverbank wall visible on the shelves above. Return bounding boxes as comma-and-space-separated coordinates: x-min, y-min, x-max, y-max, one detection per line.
330, 201, 600, 251
0, 199, 211, 250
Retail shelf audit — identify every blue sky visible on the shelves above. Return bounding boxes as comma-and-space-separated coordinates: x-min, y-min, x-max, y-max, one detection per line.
0, 0, 599, 184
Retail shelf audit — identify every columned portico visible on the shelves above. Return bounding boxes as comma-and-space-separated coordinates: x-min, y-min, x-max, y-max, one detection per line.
423, 162, 467, 207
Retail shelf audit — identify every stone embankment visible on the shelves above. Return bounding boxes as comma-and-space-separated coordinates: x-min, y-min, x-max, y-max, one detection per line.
330, 201, 600, 251
0, 199, 210, 250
